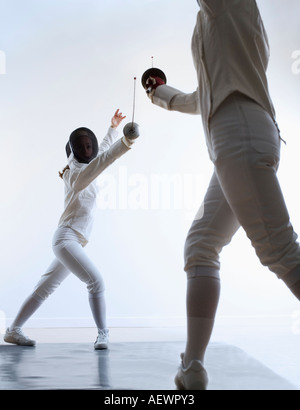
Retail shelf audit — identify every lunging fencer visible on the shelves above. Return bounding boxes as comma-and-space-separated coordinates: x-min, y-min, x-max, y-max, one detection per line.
144, 0, 300, 390
5, 109, 137, 349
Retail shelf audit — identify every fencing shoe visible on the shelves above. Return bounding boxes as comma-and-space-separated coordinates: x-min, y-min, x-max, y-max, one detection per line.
94, 328, 109, 350
4, 327, 36, 347
175, 353, 208, 390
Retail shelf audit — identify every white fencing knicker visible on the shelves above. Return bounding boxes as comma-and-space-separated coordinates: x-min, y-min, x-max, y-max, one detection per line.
184, 92, 300, 287
33, 226, 105, 301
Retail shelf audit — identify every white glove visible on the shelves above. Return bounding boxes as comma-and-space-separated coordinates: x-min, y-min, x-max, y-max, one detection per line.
123, 122, 140, 140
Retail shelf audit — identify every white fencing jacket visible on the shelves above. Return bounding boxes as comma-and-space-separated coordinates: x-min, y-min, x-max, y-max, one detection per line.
58, 128, 132, 244
151, 0, 276, 157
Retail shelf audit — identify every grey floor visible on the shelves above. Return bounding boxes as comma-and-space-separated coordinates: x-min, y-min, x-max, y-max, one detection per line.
0, 336, 298, 390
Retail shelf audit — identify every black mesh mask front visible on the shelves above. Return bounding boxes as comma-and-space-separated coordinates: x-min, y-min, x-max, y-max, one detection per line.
68, 127, 99, 164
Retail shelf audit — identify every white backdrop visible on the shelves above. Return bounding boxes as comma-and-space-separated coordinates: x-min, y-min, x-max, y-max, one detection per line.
0, 0, 300, 329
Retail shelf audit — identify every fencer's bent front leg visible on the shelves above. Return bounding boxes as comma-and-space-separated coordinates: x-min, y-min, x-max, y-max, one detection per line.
215, 153, 300, 279
209, 96, 300, 280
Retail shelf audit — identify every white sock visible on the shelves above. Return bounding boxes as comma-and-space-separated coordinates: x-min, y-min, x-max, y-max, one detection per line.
184, 271, 220, 366
89, 291, 107, 330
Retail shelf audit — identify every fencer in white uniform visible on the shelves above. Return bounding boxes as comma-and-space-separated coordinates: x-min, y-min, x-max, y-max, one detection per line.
5, 110, 134, 349
146, 0, 300, 390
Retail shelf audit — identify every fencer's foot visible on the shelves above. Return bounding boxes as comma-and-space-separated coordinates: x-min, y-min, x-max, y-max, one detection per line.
175, 353, 208, 390
94, 329, 109, 350
4, 327, 36, 347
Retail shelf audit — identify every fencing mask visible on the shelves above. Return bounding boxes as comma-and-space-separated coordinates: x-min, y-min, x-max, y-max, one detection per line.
67, 127, 99, 164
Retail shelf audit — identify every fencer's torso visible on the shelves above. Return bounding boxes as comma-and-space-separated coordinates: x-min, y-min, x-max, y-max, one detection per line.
59, 163, 99, 246
152, 0, 277, 158
193, 0, 276, 131
58, 128, 131, 244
